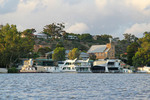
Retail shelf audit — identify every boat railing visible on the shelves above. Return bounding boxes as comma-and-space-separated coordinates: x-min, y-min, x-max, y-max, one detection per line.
75, 65, 91, 67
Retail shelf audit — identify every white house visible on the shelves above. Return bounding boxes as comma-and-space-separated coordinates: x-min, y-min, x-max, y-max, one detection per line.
34, 33, 51, 39
67, 35, 78, 40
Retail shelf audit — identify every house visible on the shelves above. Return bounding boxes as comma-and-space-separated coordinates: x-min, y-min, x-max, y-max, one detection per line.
87, 38, 115, 59
34, 33, 51, 39
67, 35, 78, 40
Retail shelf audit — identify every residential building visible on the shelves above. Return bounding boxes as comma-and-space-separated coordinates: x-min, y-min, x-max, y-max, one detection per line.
34, 33, 51, 39
67, 35, 78, 40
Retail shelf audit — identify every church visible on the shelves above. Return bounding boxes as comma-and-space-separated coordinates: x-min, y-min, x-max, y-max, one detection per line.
87, 38, 115, 59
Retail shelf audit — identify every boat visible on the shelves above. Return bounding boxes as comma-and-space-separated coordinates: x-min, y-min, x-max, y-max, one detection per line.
20, 58, 92, 73
34, 59, 60, 73
74, 59, 92, 73
137, 66, 150, 73
91, 59, 121, 73
0, 68, 8, 73
59, 59, 77, 73
20, 59, 59, 73
59, 58, 92, 73
20, 59, 37, 73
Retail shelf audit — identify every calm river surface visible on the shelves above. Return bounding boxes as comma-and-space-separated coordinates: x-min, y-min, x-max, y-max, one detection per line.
0, 73, 150, 100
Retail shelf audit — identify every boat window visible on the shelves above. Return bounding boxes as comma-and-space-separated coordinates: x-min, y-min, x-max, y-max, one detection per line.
65, 63, 69, 65
58, 61, 64, 64
35, 61, 54, 66
67, 67, 70, 70
108, 62, 115, 65
63, 67, 66, 70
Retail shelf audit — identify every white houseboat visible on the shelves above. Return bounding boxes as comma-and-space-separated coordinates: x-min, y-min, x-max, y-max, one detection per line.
59, 59, 77, 73
91, 59, 121, 73
137, 66, 150, 73
74, 59, 91, 73
59, 58, 92, 73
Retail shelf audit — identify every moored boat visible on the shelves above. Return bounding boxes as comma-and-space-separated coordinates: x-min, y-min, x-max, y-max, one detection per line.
59, 59, 77, 73
59, 58, 92, 73
20, 59, 59, 73
137, 66, 150, 73
75, 59, 92, 73
91, 59, 121, 73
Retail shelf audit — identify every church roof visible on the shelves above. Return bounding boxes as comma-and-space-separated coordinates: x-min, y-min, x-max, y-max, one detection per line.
87, 45, 106, 53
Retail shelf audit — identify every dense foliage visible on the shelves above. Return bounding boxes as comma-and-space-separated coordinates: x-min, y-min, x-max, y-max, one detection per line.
126, 42, 139, 65
38, 47, 51, 57
43, 23, 64, 38
52, 47, 65, 61
132, 32, 150, 67
0, 24, 34, 68
68, 48, 80, 60
8, 67, 19, 73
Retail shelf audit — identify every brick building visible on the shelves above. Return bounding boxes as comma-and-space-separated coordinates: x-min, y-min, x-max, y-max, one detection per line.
87, 39, 115, 59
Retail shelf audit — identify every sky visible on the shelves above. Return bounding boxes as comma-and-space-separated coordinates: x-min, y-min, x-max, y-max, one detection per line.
1, 0, 150, 39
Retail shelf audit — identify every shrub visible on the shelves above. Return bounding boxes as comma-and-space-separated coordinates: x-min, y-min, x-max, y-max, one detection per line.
8, 67, 19, 73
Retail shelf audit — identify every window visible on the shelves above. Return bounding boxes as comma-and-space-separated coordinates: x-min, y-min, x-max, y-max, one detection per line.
63, 67, 66, 70
67, 67, 70, 70
65, 63, 69, 65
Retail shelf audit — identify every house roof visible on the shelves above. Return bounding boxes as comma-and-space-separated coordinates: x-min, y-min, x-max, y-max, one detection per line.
104, 48, 110, 52
87, 45, 106, 53
33, 32, 47, 36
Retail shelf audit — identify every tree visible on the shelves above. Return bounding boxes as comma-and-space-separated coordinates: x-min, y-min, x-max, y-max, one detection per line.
0, 24, 34, 68
38, 47, 51, 57
22, 28, 36, 39
99, 34, 112, 43
68, 48, 80, 60
52, 47, 65, 61
123, 33, 138, 42
89, 54, 96, 60
126, 42, 139, 65
79, 33, 93, 42
56, 42, 64, 48
132, 33, 150, 68
43, 23, 65, 38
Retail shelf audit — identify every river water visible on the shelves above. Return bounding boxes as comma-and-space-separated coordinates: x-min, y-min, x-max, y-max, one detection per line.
0, 73, 150, 100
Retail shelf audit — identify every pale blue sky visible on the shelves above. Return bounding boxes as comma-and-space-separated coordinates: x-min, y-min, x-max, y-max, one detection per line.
1, 0, 150, 38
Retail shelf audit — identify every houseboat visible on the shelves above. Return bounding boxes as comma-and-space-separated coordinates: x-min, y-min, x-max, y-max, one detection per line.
20, 59, 37, 73
59, 58, 92, 73
20, 59, 59, 73
59, 59, 77, 73
34, 59, 59, 73
74, 59, 92, 73
91, 59, 121, 73
137, 66, 150, 73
